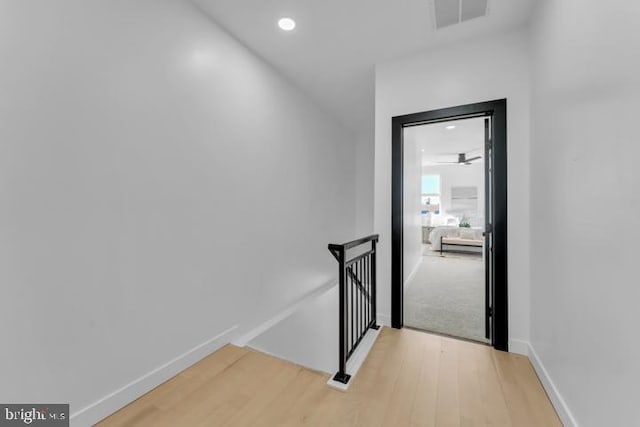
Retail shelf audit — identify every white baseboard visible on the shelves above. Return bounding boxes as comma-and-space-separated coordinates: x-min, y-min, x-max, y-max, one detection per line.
327, 326, 383, 391
70, 325, 238, 427
377, 313, 391, 327
508, 338, 530, 356
233, 281, 337, 347
507, 339, 578, 427
526, 342, 579, 427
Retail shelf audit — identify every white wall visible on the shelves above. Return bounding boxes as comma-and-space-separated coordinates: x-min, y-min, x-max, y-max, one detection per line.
403, 140, 423, 283
529, 1, 640, 425
355, 130, 375, 236
374, 30, 531, 345
248, 285, 339, 374
423, 163, 484, 220
0, 0, 356, 422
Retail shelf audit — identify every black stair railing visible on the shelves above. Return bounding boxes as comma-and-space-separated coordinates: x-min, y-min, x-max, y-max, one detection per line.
328, 234, 380, 384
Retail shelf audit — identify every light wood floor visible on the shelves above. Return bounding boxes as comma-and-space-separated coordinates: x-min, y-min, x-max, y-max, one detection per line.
98, 328, 561, 426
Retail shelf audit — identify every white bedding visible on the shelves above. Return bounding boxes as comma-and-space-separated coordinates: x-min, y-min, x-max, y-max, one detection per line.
429, 226, 484, 251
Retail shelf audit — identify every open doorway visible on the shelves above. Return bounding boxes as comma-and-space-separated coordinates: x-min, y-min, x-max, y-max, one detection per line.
403, 117, 488, 343
391, 99, 508, 351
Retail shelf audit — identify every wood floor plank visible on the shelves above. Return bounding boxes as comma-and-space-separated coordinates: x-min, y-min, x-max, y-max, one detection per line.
147, 350, 285, 426
97, 345, 249, 427
96, 403, 160, 427
270, 368, 335, 426
495, 351, 561, 427
515, 357, 561, 425
250, 369, 323, 426
350, 328, 411, 427
148, 345, 249, 411
222, 363, 303, 426
435, 337, 461, 426
98, 328, 562, 427
409, 331, 440, 427
457, 340, 486, 426
472, 345, 512, 426
381, 329, 425, 426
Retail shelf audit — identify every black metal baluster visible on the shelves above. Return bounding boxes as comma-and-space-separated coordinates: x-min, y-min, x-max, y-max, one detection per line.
369, 253, 373, 327
368, 254, 371, 327
347, 267, 351, 351
356, 261, 360, 345
358, 259, 364, 338
372, 238, 378, 329
350, 264, 354, 351
366, 254, 370, 327
346, 267, 349, 352
361, 257, 367, 334
357, 260, 360, 342
352, 263, 356, 346
347, 266, 351, 351
359, 258, 362, 337
362, 255, 369, 329
362, 257, 367, 333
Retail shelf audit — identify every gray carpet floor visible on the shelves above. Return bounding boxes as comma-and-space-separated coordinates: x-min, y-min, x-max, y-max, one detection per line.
404, 248, 487, 343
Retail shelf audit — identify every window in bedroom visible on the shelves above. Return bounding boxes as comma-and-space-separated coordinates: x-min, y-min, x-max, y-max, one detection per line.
421, 174, 440, 212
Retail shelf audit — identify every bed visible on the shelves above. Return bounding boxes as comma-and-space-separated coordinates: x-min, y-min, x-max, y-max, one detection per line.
428, 226, 484, 252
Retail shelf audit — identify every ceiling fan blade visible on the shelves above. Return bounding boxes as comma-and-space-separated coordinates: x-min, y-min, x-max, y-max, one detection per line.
465, 156, 482, 162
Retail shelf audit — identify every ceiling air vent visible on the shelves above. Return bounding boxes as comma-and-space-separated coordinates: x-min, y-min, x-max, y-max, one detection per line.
434, 0, 488, 29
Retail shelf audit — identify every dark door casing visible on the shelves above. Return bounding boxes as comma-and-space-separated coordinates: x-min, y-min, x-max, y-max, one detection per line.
391, 99, 508, 351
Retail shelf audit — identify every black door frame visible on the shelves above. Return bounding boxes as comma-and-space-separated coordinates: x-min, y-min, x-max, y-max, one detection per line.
391, 99, 508, 351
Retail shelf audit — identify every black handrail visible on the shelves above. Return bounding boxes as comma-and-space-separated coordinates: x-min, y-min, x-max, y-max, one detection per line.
328, 234, 379, 384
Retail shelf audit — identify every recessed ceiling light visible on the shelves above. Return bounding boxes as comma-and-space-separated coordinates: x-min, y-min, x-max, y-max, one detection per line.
445, 125, 456, 130
278, 17, 296, 31
421, 149, 425, 152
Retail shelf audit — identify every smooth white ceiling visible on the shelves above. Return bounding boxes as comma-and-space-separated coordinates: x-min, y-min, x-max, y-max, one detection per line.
404, 117, 485, 165
192, 0, 533, 134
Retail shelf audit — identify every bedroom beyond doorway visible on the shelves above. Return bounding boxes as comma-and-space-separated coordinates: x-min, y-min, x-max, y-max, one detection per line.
402, 116, 489, 343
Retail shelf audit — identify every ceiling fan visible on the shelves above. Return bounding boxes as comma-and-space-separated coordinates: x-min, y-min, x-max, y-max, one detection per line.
437, 152, 482, 165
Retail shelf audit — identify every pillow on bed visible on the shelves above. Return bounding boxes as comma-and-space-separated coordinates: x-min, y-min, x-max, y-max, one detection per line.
459, 229, 477, 240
